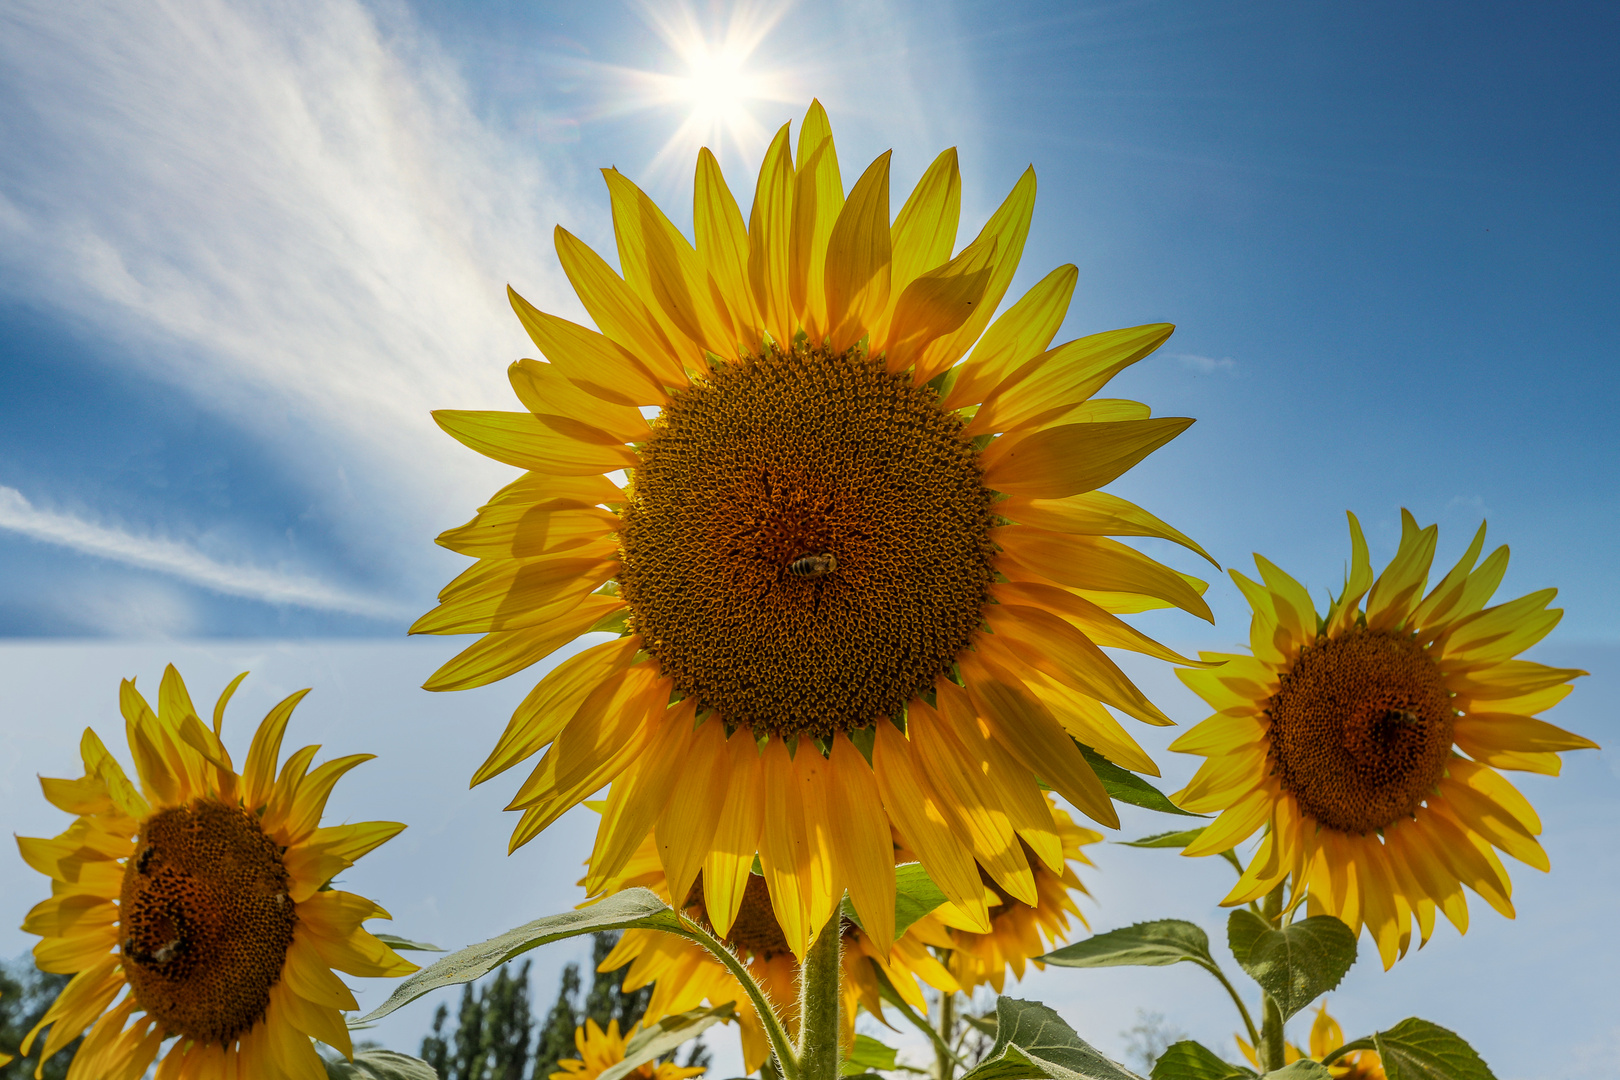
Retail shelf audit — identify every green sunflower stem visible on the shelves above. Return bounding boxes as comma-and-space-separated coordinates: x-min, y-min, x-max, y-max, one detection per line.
1259, 991, 1287, 1073
934, 989, 958, 1080
678, 914, 800, 1080
798, 907, 844, 1080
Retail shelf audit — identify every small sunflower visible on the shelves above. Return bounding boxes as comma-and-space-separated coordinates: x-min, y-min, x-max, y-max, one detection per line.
16, 666, 416, 1080
550, 1018, 706, 1080
1172, 512, 1596, 967
1234, 1003, 1384, 1079
931, 795, 1101, 993
418, 98, 1212, 959
586, 834, 958, 1072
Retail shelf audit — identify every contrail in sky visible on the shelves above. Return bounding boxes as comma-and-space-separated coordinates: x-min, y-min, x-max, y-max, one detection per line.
0, 486, 406, 619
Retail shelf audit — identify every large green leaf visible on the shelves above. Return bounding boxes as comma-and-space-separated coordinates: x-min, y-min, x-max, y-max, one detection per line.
1041, 920, 1221, 977
1117, 829, 1206, 849
957, 998, 1145, 1080
1260, 1063, 1332, 1079
372, 933, 445, 952
841, 862, 949, 940
323, 1050, 440, 1079
1349, 1018, 1494, 1080
599, 1004, 736, 1080
1077, 744, 1204, 818
1150, 1041, 1254, 1080
357, 888, 683, 1023
1225, 912, 1357, 1022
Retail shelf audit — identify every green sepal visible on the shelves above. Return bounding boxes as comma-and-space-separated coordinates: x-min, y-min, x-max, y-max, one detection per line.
599, 1004, 737, 1080
322, 1050, 440, 1079
842, 1034, 901, 1075
1077, 743, 1204, 817
1117, 829, 1206, 849
1150, 1041, 1254, 1080
1040, 919, 1222, 978
840, 863, 949, 940
371, 933, 445, 953
1259, 1064, 1332, 1079
957, 998, 1145, 1080
1226, 911, 1357, 1023
356, 888, 682, 1024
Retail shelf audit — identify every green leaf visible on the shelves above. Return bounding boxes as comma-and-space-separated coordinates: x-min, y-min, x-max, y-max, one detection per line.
1076, 743, 1204, 817
1040, 920, 1221, 976
372, 933, 445, 952
1370, 1018, 1496, 1080
1117, 830, 1206, 849
843, 1034, 900, 1075
1260, 1064, 1332, 1079
957, 998, 1145, 1080
323, 1050, 440, 1079
1150, 1041, 1254, 1080
357, 888, 683, 1023
599, 1003, 737, 1080
1225, 912, 1357, 1022
841, 863, 949, 940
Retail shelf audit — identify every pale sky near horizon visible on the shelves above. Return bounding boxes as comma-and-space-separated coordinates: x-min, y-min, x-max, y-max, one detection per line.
0, 2, 1616, 1078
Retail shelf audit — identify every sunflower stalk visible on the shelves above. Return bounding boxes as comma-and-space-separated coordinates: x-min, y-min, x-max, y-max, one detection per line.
798, 908, 844, 1080
1256, 883, 1287, 1072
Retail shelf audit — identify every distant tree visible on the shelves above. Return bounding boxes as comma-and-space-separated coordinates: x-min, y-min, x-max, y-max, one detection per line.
418, 932, 660, 1080
0, 954, 76, 1080
1121, 1010, 1188, 1075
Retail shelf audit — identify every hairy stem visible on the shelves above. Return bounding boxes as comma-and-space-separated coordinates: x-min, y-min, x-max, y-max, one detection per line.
1259, 992, 1286, 1073
679, 915, 799, 1080
798, 908, 844, 1080
934, 990, 958, 1080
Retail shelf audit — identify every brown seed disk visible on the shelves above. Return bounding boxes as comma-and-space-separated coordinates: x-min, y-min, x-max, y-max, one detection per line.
120, 799, 297, 1044
685, 873, 793, 959
1266, 627, 1456, 834
618, 342, 996, 738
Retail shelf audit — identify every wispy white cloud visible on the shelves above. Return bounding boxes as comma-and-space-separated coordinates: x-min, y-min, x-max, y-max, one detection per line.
0, 0, 576, 581
1171, 352, 1239, 375
0, 486, 406, 619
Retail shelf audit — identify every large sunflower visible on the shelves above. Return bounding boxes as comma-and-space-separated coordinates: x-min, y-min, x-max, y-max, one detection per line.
586, 834, 958, 1072
931, 795, 1101, 993
1172, 512, 1596, 967
16, 666, 416, 1080
550, 1018, 706, 1080
417, 98, 1213, 958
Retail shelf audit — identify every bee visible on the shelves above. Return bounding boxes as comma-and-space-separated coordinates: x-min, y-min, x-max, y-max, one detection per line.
788, 552, 838, 579
133, 844, 156, 875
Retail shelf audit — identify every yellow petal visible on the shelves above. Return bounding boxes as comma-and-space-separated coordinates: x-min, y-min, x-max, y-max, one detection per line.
913, 167, 1037, 382
433, 410, 638, 476
695, 146, 761, 343
701, 733, 766, 938
653, 709, 730, 910
1366, 510, 1438, 630
422, 594, 624, 692
871, 720, 990, 931
966, 324, 1173, 435
888, 147, 961, 305
788, 100, 844, 339
508, 287, 668, 405
555, 226, 689, 388
827, 734, 897, 954
747, 123, 796, 347
996, 529, 1213, 622
824, 151, 893, 352
472, 635, 642, 787
241, 689, 310, 809
509, 359, 649, 444
982, 417, 1193, 500
941, 264, 1077, 411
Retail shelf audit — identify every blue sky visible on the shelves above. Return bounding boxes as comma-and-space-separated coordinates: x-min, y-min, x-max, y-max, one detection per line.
0, 1, 1615, 1077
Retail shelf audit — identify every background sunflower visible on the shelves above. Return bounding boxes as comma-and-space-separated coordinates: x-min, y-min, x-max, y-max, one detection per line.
16, 666, 415, 1080
1172, 511, 1596, 967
